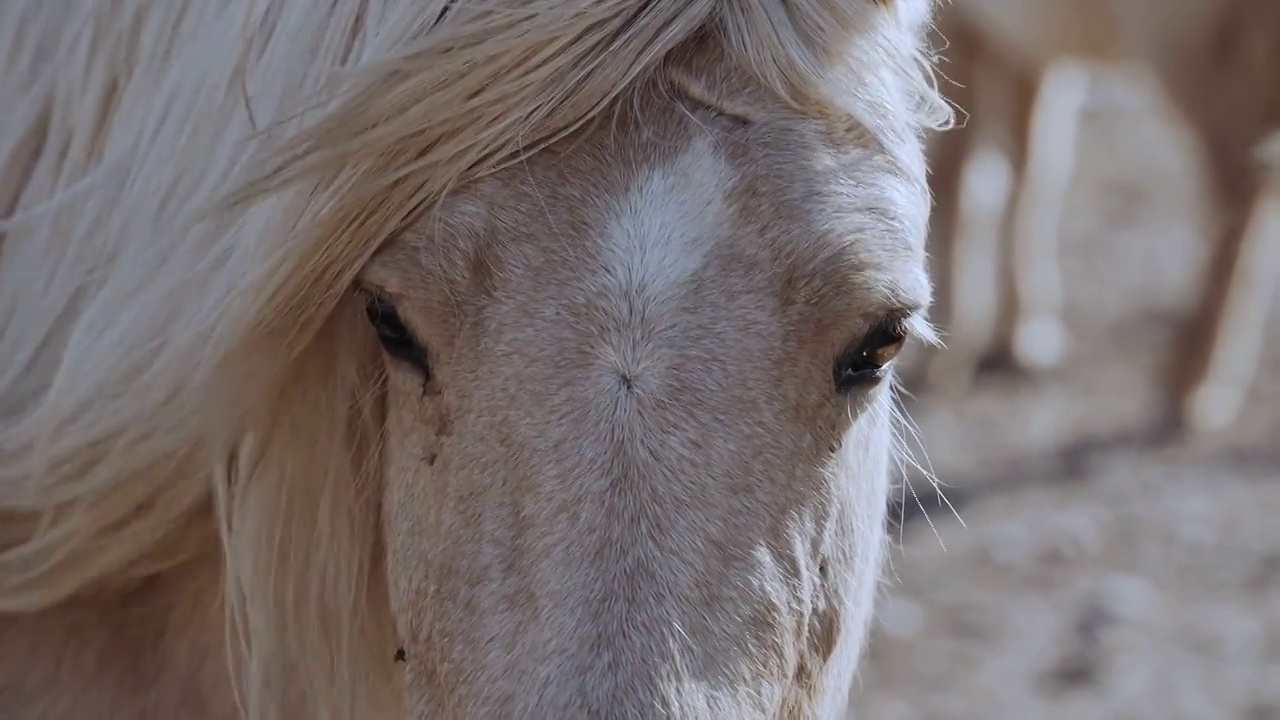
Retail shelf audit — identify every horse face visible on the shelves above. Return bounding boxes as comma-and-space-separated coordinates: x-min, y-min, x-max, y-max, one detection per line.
358, 61, 931, 718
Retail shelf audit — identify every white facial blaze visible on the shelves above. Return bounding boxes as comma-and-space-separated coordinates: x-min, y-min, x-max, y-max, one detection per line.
600, 139, 729, 303
594, 139, 731, 381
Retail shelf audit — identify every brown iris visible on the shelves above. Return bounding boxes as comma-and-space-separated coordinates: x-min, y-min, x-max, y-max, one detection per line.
833, 320, 909, 393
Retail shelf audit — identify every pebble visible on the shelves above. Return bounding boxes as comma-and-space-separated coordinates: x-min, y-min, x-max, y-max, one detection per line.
1096, 572, 1161, 622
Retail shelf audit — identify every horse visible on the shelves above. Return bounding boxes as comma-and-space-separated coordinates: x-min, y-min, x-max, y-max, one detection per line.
922, 0, 1280, 434
0, 0, 950, 717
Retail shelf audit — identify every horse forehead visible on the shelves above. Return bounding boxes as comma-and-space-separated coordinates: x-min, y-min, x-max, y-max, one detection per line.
586, 134, 917, 309
595, 138, 732, 300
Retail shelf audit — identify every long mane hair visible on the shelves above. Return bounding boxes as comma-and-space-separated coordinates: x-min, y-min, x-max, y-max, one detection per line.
0, 0, 948, 715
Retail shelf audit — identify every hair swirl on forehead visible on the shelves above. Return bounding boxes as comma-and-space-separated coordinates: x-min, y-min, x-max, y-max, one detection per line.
0, 0, 947, 716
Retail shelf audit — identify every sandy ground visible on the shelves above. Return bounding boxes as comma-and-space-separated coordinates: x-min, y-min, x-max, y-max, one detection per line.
845, 79, 1280, 719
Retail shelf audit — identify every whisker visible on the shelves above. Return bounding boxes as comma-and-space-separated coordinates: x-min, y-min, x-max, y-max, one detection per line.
886, 390, 959, 553
893, 385, 966, 528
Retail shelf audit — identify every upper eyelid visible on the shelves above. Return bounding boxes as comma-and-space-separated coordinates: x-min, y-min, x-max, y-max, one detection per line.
847, 308, 932, 354
354, 283, 418, 319
354, 281, 394, 301
664, 69, 754, 125
356, 284, 432, 340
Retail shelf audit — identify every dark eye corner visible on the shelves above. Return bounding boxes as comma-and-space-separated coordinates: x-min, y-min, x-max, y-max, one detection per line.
833, 315, 913, 394
357, 287, 431, 376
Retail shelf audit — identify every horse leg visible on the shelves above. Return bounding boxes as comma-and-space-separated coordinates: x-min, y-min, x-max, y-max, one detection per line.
922, 49, 1030, 393
1158, 0, 1280, 434
1002, 58, 1093, 372
1179, 153, 1280, 433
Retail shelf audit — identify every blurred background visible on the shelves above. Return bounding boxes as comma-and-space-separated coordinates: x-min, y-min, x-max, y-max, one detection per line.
846, 1, 1280, 718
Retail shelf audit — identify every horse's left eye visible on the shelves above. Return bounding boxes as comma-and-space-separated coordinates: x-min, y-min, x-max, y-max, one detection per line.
833, 321, 908, 394
363, 294, 431, 376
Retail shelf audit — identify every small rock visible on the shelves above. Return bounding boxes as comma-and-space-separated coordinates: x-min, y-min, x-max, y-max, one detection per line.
1096, 572, 1161, 622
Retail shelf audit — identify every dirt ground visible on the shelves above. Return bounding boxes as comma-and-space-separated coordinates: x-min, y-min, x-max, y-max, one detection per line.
845, 78, 1280, 719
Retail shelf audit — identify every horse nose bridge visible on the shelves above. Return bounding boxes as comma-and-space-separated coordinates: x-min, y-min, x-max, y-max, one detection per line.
581, 304, 749, 401
485, 300, 760, 468
521, 317, 677, 403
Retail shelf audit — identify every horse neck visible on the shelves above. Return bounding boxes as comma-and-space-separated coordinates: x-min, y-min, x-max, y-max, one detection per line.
0, 553, 238, 720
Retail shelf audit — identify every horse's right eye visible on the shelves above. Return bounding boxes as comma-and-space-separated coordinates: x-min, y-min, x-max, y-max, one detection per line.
833, 319, 909, 394
363, 294, 430, 376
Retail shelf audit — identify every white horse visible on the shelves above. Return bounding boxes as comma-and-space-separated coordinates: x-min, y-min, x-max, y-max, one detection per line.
925, 0, 1280, 434
0, 0, 948, 717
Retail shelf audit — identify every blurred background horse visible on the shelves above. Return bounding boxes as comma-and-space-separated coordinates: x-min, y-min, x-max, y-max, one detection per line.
850, 1, 1280, 717
923, 0, 1280, 435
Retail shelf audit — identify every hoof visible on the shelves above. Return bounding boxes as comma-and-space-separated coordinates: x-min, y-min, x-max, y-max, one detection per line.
1011, 315, 1070, 372
1181, 380, 1245, 435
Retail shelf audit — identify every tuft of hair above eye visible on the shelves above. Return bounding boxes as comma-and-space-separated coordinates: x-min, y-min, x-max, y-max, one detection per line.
361, 291, 431, 377
832, 317, 911, 394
